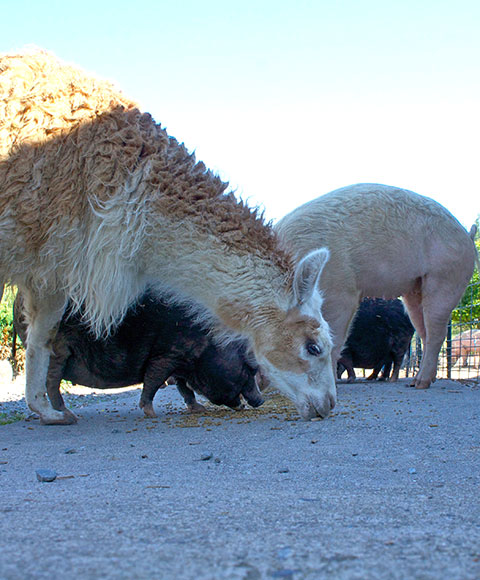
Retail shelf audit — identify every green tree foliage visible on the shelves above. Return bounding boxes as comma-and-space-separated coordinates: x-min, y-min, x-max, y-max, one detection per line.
0, 286, 16, 347
0, 287, 24, 372
451, 217, 480, 328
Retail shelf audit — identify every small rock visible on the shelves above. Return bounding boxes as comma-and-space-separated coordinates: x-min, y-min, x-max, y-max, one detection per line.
36, 469, 57, 482
408, 467, 417, 475
214, 457, 221, 463
277, 547, 293, 560
64, 448, 77, 454
200, 453, 213, 461
278, 467, 290, 473
234, 563, 261, 580
271, 570, 300, 578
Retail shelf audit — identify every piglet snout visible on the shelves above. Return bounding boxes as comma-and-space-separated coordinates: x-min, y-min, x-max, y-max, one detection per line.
242, 379, 265, 408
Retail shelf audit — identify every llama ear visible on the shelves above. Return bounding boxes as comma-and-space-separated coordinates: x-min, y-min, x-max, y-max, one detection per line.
292, 248, 329, 305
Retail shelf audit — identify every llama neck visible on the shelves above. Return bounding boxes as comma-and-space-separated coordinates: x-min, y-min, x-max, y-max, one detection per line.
144, 220, 292, 336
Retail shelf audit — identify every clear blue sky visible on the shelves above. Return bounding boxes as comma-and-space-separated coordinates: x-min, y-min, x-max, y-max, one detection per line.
2, 0, 479, 227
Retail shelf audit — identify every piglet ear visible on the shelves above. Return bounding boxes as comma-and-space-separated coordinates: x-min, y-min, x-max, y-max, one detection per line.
292, 248, 329, 305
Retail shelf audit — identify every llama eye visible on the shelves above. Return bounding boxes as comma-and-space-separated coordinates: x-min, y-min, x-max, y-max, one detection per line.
306, 342, 322, 357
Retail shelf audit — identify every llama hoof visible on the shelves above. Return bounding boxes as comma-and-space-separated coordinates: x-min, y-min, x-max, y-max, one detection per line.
40, 408, 78, 425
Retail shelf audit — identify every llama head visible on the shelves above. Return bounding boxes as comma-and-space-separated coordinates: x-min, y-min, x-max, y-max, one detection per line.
219, 248, 336, 420
257, 248, 336, 419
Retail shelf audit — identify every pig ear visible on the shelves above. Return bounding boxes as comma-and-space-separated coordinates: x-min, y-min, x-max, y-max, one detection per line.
237, 342, 259, 374
292, 248, 329, 306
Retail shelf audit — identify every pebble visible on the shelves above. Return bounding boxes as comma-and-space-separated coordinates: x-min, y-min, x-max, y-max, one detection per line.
277, 547, 293, 560
36, 469, 57, 482
271, 570, 300, 578
200, 453, 213, 461
408, 467, 417, 474
0, 399, 27, 419
278, 467, 290, 473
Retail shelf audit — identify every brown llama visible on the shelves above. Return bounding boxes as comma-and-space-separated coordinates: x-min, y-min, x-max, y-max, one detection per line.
276, 183, 479, 389
0, 50, 336, 423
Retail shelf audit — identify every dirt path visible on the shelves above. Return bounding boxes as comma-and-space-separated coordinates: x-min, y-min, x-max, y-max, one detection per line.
1, 375, 480, 579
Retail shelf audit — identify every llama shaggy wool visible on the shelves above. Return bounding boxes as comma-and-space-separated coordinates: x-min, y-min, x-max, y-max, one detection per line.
0, 50, 336, 423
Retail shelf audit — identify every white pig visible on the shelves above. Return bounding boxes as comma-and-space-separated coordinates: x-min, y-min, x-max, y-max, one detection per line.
276, 183, 479, 389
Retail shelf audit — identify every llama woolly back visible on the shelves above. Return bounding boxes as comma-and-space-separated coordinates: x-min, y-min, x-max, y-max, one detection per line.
0, 50, 285, 336
0, 50, 336, 423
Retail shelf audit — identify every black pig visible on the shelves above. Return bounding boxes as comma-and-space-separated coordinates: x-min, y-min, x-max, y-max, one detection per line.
337, 298, 415, 382
14, 291, 264, 423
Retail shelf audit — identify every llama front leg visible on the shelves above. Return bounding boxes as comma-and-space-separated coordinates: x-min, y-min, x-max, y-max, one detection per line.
24, 293, 75, 425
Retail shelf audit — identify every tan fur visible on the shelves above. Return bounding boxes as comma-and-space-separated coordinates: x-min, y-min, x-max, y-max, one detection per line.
217, 300, 323, 373
0, 50, 291, 329
0, 51, 136, 152
0, 52, 288, 275
0, 49, 336, 422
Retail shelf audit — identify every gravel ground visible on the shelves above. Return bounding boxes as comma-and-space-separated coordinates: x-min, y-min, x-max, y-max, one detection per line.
1, 366, 480, 580
0, 360, 141, 422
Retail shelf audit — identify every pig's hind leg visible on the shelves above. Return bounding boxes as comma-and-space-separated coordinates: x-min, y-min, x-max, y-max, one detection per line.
378, 359, 393, 381
368, 360, 389, 381
139, 361, 174, 418
404, 272, 471, 389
